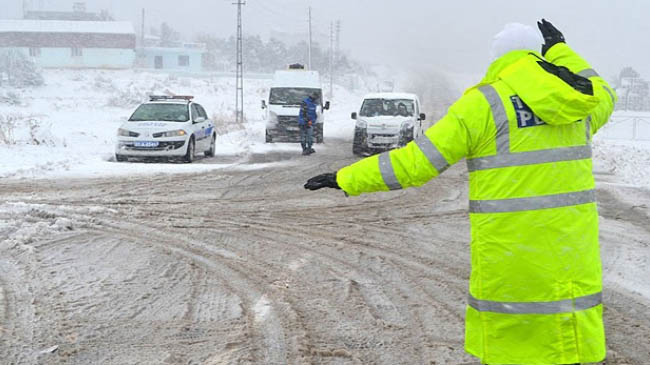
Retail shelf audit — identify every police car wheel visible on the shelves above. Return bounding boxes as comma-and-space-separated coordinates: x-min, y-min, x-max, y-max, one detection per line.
115, 154, 128, 162
265, 130, 272, 143
204, 134, 215, 157
184, 138, 195, 163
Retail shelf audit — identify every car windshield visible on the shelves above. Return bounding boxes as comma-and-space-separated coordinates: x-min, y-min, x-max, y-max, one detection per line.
269, 88, 321, 106
360, 99, 415, 117
128, 104, 189, 122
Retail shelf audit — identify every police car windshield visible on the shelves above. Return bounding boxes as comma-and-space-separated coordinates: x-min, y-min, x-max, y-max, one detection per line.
129, 104, 189, 122
360, 99, 414, 117
269, 88, 321, 106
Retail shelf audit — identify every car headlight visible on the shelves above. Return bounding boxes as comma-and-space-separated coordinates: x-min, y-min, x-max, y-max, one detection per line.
356, 120, 367, 129
153, 129, 187, 138
118, 128, 139, 137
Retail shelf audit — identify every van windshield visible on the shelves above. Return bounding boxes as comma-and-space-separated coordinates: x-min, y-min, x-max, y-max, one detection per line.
129, 104, 189, 122
269, 88, 321, 106
360, 99, 414, 117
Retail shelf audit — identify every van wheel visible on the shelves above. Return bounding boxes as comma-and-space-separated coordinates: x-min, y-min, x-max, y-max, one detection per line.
352, 137, 366, 156
352, 127, 367, 156
184, 138, 195, 163
265, 130, 272, 143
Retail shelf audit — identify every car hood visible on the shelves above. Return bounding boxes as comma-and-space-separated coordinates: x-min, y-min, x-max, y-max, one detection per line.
121, 121, 189, 132
361, 115, 412, 128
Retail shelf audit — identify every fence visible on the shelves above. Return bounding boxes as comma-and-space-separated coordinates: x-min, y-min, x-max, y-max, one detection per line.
599, 113, 650, 141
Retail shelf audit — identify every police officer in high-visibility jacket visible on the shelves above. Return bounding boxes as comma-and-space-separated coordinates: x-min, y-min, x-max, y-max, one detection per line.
305, 19, 617, 365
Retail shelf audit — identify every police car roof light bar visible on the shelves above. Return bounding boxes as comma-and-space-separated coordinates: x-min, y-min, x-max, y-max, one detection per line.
149, 95, 194, 102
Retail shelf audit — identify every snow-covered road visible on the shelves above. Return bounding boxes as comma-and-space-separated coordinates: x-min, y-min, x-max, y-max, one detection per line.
1, 69, 649, 364
1, 138, 649, 364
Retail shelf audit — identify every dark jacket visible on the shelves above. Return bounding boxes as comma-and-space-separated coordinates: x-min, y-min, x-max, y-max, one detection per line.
298, 96, 318, 126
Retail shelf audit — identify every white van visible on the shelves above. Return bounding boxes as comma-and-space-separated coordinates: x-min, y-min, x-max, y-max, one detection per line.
350, 92, 425, 155
262, 65, 330, 143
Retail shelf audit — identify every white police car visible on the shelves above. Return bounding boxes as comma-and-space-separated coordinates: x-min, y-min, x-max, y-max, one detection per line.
115, 96, 215, 163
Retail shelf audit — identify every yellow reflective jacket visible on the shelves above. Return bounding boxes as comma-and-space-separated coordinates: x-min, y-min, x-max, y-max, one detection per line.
337, 43, 617, 364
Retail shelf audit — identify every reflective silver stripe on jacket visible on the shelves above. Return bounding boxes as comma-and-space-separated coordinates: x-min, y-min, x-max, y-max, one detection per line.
478, 85, 510, 154
586, 115, 591, 143
468, 85, 593, 172
469, 189, 595, 213
466, 145, 592, 171
414, 135, 449, 173
603, 85, 616, 105
468, 292, 602, 314
378, 152, 402, 190
578, 68, 599, 78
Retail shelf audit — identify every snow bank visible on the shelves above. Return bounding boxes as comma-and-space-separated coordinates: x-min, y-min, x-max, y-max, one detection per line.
593, 112, 650, 188
0, 201, 112, 251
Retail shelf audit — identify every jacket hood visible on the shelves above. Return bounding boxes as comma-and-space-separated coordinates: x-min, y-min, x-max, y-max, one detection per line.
470, 50, 599, 125
490, 23, 541, 61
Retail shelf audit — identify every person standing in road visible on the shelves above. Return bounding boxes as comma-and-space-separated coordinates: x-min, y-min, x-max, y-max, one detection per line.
299, 92, 319, 155
304, 19, 617, 365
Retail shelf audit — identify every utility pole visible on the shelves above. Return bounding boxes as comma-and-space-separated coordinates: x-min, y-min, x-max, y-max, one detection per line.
308, 6, 312, 70
329, 21, 333, 98
335, 20, 341, 64
140, 8, 145, 48
230, 0, 246, 124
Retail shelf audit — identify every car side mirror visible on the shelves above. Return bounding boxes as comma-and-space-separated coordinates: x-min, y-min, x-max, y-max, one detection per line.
194, 117, 206, 123
419, 113, 426, 121
351, 112, 357, 120
324, 101, 330, 110
261, 100, 267, 109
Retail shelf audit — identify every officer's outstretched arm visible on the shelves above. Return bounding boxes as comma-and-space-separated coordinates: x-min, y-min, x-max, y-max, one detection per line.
545, 43, 617, 134
336, 103, 472, 196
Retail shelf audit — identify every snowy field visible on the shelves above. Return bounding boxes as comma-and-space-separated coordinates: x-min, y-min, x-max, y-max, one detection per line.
0, 69, 364, 180
593, 112, 650, 187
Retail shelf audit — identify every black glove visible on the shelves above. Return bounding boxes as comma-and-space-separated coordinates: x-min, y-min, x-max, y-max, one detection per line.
304, 172, 340, 190
537, 19, 565, 56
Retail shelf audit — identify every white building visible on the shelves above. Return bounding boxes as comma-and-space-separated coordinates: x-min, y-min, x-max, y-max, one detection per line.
0, 19, 136, 69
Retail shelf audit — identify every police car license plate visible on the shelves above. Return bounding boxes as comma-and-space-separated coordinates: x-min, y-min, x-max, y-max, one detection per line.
135, 141, 159, 148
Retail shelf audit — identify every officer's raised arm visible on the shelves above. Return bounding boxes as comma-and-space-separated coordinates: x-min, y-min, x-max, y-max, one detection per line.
538, 19, 617, 136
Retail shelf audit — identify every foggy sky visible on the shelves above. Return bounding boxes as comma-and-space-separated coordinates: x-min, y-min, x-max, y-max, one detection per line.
2, 0, 648, 81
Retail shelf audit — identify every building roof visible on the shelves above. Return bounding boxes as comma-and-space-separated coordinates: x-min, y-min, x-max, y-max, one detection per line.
0, 20, 135, 35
